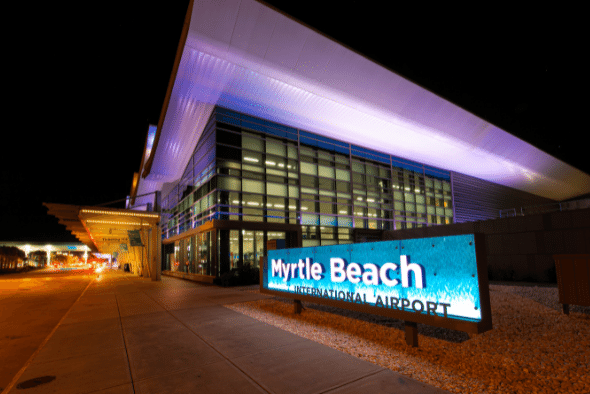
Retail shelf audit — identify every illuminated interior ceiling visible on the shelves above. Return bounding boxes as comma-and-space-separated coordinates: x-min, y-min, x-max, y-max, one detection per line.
44, 203, 160, 254
138, 0, 590, 201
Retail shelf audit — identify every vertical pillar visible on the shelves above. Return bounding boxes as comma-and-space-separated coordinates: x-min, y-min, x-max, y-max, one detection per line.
144, 229, 150, 278
132, 245, 139, 274
190, 234, 196, 274
142, 228, 149, 278
212, 230, 218, 277
219, 229, 230, 276
238, 229, 244, 269
151, 223, 161, 281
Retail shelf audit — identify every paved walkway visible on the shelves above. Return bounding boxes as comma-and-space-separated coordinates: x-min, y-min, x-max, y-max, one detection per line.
6, 270, 449, 394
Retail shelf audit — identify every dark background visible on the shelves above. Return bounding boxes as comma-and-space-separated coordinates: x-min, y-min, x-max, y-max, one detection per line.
2, 1, 586, 242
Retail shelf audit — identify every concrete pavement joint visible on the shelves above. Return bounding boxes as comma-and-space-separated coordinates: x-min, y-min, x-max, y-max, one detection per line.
115, 295, 137, 394
117, 275, 139, 394
317, 369, 385, 393
141, 285, 273, 394
1, 275, 95, 394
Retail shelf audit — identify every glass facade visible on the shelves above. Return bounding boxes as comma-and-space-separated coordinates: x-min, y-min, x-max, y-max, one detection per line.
161, 107, 454, 276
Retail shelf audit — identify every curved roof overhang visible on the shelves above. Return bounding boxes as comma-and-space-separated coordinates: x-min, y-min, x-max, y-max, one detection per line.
137, 0, 590, 202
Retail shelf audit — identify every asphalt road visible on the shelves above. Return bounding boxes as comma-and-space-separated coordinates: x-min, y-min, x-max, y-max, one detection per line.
0, 268, 95, 392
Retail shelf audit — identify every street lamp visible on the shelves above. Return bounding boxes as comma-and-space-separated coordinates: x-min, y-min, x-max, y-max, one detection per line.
45, 244, 52, 266
23, 245, 31, 268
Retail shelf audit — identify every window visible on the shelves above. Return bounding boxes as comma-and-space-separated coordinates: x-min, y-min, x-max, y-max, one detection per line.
302, 227, 318, 241
301, 175, 318, 188
336, 168, 350, 181
267, 182, 287, 197
301, 214, 320, 225
318, 178, 334, 191
352, 173, 364, 184
218, 176, 241, 191
242, 151, 262, 164
300, 200, 316, 213
336, 181, 350, 193
318, 165, 335, 178
319, 201, 334, 215
243, 208, 263, 221
243, 179, 264, 194
335, 154, 349, 164
300, 162, 318, 175
366, 164, 378, 176
217, 129, 241, 147
320, 226, 335, 238
229, 230, 239, 269
287, 145, 298, 159
217, 145, 241, 161
352, 161, 364, 173
300, 146, 316, 158
242, 134, 263, 151
266, 138, 285, 157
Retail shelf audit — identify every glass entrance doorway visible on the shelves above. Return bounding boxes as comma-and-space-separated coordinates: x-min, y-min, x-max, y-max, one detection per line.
163, 221, 301, 278
243, 231, 264, 268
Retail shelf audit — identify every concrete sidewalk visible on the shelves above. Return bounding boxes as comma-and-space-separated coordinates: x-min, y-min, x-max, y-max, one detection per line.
6, 270, 449, 394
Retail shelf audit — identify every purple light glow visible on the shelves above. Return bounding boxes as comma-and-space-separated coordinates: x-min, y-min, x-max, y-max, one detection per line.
138, 0, 590, 201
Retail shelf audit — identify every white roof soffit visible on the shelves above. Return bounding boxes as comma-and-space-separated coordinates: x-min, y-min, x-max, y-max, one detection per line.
145, 0, 590, 201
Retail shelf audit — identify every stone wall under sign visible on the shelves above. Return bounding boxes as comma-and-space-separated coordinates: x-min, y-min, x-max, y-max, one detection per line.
377, 208, 590, 283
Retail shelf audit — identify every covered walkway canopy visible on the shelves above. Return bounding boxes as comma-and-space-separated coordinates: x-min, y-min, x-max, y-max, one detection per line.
44, 203, 161, 280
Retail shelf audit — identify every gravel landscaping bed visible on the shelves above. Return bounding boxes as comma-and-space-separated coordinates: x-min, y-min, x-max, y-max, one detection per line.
227, 284, 590, 394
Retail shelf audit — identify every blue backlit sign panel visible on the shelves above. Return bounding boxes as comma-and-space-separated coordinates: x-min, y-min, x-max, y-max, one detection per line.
261, 234, 492, 333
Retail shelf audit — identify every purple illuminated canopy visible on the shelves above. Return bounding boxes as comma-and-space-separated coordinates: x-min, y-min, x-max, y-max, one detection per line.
136, 0, 590, 202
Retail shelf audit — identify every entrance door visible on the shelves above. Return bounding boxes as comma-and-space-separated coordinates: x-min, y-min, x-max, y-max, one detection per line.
242, 231, 264, 268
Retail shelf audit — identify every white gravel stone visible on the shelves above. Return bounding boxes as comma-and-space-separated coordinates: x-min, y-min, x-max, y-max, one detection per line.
226, 284, 590, 394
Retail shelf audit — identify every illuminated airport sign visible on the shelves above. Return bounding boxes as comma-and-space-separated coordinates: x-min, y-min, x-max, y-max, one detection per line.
261, 234, 492, 333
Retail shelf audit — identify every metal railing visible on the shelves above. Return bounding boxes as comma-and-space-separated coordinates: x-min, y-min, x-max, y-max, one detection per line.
499, 198, 590, 218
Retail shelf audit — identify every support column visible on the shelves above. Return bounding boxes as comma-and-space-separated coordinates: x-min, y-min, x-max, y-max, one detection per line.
151, 223, 161, 281
141, 228, 149, 278
144, 229, 150, 278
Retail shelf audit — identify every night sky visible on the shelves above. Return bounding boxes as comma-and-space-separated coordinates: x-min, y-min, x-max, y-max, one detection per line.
2, 2, 587, 243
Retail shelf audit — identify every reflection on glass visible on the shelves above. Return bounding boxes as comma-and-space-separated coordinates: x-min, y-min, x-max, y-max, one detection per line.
242, 230, 265, 267
254, 232, 263, 268
243, 231, 254, 267
267, 231, 286, 248
230, 229, 239, 269
197, 232, 211, 275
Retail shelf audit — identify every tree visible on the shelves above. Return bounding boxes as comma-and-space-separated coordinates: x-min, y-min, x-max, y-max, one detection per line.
0, 246, 26, 270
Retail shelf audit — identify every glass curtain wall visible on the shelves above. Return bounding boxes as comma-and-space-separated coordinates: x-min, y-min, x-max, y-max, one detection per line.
161, 106, 454, 258
242, 231, 264, 268
229, 229, 239, 269
196, 231, 212, 275
213, 108, 453, 243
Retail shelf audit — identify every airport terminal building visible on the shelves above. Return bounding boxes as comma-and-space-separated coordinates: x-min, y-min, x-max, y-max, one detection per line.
128, 0, 590, 279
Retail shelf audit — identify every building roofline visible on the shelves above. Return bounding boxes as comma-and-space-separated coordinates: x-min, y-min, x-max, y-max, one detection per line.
137, 0, 590, 201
